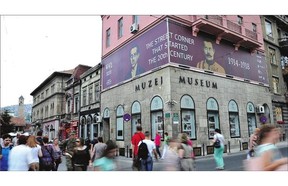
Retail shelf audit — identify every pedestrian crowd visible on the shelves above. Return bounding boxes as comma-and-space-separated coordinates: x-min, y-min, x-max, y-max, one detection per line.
0, 130, 118, 171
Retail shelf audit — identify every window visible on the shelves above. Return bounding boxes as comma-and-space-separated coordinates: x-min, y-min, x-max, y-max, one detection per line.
150, 96, 164, 140
252, 23, 257, 32
118, 17, 123, 39
116, 105, 124, 140
74, 95, 79, 113
272, 77, 279, 94
132, 15, 138, 24
207, 98, 220, 139
180, 95, 196, 139
131, 101, 141, 136
67, 99, 71, 113
275, 106, 283, 123
41, 92, 44, 99
82, 88, 87, 106
88, 85, 93, 104
95, 82, 100, 102
106, 28, 111, 48
265, 20, 273, 37
269, 47, 276, 65
51, 84, 55, 94
46, 88, 49, 97
228, 100, 241, 138
237, 16, 243, 25
247, 102, 257, 137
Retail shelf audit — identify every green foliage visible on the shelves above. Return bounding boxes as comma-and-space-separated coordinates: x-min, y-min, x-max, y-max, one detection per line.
0, 109, 15, 136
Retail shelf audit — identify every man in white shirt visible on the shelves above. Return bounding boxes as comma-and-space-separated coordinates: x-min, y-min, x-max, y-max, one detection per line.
8, 135, 34, 171
138, 131, 158, 171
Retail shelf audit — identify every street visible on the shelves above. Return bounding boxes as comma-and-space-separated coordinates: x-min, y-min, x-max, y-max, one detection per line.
57, 145, 287, 171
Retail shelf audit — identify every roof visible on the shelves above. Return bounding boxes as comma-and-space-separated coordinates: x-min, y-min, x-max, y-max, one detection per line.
30, 70, 74, 95
10, 117, 26, 126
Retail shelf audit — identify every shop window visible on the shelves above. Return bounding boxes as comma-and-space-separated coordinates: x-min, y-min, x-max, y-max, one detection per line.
80, 116, 86, 139
116, 105, 124, 140
131, 101, 141, 136
247, 102, 257, 137
207, 98, 220, 139
228, 100, 241, 138
275, 106, 283, 124
180, 95, 196, 139
150, 96, 164, 140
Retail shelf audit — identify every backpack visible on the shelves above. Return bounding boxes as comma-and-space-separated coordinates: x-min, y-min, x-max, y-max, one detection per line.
138, 140, 149, 160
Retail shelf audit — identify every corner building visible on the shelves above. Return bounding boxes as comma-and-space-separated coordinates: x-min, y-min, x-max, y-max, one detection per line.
100, 15, 272, 152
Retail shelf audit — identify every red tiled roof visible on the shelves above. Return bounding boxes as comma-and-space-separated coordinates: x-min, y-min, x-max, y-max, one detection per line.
10, 117, 26, 126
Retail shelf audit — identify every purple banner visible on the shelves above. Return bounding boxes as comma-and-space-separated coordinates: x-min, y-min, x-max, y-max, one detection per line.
102, 21, 169, 89
168, 20, 268, 84
102, 19, 268, 90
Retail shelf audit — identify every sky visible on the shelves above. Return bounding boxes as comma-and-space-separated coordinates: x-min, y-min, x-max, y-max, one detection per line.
1, 15, 102, 107
1, 1, 286, 108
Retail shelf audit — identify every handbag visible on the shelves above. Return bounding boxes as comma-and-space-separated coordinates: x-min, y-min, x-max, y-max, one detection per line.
213, 137, 221, 148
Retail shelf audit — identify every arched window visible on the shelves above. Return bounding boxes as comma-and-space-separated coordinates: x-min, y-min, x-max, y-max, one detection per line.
131, 101, 141, 136
150, 96, 164, 140
87, 115, 92, 140
229, 100, 241, 138
116, 105, 124, 140
207, 97, 220, 139
80, 116, 86, 139
247, 102, 257, 137
180, 95, 196, 139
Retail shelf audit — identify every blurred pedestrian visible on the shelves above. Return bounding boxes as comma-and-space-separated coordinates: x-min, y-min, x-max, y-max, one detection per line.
154, 131, 162, 158
72, 138, 90, 171
178, 133, 195, 171
36, 131, 43, 145
61, 131, 77, 171
212, 128, 225, 170
12, 133, 20, 147
161, 132, 170, 160
52, 138, 62, 171
138, 131, 158, 171
93, 140, 117, 171
131, 125, 145, 170
39, 136, 56, 171
26, 135, 42, 171
0, 134, 13, 171
91, 137, 106, 164
8, 135, 34, 171
161, 138, 180, 171
254, 124, 288, 171
247, 128, 260, 159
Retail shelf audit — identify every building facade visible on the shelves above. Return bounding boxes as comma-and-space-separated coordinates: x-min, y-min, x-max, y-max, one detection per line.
100, 15, 273, 151
30, 70, 73, 140
261, 15, 288, 137
79, 63, 102, 141
61, 64, 92, 140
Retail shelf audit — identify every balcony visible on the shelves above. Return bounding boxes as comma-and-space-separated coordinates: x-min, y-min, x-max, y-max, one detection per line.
192, 16, 262, 52
279, 37, 288, 56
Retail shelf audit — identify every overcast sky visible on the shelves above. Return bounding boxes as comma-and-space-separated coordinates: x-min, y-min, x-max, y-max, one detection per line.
1, 15, 102, 107
0, 2, 285, 108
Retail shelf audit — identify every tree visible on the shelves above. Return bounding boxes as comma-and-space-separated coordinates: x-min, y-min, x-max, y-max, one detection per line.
0, 109, 15, 136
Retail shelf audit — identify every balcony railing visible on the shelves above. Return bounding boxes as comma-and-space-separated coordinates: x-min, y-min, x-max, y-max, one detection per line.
205, 15, 223, 26
245, 28, 258, 41
227, 20, 241, 34
279, 36, 288, 48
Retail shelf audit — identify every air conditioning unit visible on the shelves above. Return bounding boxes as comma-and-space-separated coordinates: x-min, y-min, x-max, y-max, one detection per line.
130, 23, 139, 33
256, 105, 265, 114
96, 115, 102, 123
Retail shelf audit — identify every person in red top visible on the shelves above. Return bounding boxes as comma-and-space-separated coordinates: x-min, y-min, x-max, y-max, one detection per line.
154, 131, 162, 158
131, 125, 145, 171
